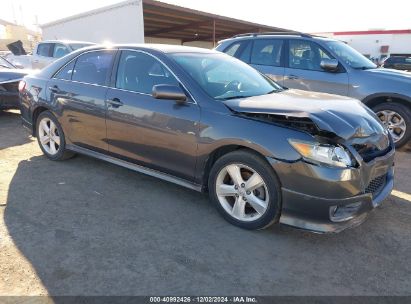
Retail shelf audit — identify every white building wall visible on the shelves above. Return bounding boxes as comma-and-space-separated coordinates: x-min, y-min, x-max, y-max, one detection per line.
41, 0, 144, 44
145, 36, 182, 45
316, 31, 411, 59
334, 33, 411, 58
145, 36, 214, 49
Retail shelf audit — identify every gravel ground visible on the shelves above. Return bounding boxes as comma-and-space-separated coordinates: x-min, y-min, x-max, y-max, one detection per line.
1, 109, 410, 296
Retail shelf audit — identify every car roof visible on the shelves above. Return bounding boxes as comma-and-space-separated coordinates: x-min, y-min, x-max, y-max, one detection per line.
81, 43, 219, 54
40, 40, 96, 45
219, 34, 338, 44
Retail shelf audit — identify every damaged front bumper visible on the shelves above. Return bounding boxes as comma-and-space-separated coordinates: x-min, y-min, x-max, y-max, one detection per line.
269, 146, 395, 233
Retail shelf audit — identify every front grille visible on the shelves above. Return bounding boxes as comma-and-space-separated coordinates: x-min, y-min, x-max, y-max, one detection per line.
353, 143, 391, 162
364, 174, 387, 197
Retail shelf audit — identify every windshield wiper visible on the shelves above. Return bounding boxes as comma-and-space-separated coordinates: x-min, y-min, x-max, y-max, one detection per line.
353, 66, 376, 70
216, 95, 250, 101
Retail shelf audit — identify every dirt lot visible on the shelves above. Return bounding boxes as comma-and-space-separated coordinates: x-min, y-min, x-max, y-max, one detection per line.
1, 109, 411, 296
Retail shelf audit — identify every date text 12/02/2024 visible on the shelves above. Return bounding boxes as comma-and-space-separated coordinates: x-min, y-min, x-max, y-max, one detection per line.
149, 297, 258, 303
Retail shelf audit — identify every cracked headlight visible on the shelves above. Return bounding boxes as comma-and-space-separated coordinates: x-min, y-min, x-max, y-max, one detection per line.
289, 139, 352, 168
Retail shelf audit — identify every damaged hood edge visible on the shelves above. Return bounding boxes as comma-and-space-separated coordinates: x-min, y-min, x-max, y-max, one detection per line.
222, 90, 386, 141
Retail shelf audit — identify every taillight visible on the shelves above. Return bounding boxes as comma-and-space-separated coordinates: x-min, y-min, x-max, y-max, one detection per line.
18, 80, 26, 92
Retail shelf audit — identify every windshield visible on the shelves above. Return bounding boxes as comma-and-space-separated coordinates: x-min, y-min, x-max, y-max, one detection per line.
69, 43, 94, 51
0, 56, 15, 69
170, 53, 282, 100
326, 41, 377, 69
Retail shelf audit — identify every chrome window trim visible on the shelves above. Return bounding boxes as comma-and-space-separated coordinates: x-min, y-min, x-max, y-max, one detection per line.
51, 78, 111, 89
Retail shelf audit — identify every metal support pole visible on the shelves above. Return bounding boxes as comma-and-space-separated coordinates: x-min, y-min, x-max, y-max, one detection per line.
213, 19, 216, 47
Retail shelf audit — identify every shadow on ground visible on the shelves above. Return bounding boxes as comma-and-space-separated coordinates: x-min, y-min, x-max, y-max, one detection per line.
4, 151, 411, 296
0, 110, 32, 150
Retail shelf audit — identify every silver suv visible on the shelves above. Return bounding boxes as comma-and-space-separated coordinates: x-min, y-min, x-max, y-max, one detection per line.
216, 32, 411, 148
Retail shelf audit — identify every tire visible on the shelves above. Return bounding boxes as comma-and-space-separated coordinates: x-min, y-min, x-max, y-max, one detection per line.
208, 150, 282, 230
36, 111, 75, 161
372, 102, 411, 148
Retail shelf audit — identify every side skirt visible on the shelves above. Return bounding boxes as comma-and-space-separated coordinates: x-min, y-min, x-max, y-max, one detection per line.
66, 144, 203, 192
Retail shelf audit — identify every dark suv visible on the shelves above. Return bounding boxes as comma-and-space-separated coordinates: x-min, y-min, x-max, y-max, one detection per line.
383, 56, 411, 71
216, 32, 411, 148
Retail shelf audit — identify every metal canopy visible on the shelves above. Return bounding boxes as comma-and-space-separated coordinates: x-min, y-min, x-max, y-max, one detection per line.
143, 0, 290, 45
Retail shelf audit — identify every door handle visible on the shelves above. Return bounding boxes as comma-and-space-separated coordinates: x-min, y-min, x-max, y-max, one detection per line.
106, 98, 124, 108
49, 85, 60, 93
287, 74, 299, 80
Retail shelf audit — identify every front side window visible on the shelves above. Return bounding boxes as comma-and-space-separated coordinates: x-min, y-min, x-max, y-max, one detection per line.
170, 52, 282, 100
251, 39, 283, 66
289, 40, 332, 71
53, 44, 70, 58
116, 51, 179, 94
72, 51, 114, 85
37, 43, 53, 57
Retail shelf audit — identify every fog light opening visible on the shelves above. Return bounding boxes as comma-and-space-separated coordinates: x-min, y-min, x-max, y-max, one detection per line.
330, 202, 363, 222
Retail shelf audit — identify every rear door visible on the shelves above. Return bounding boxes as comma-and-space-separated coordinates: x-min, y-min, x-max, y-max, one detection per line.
105, 50, 200, 181
249, 39, 285, 85
283, 39, 349, 96
47, 49, 116, 152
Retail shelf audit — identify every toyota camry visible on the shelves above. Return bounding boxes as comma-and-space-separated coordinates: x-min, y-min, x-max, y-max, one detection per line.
19, 45, 394, 232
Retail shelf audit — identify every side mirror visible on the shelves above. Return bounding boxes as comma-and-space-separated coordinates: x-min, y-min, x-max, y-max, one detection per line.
152, 84, 187, 102
320, 59, 339, 72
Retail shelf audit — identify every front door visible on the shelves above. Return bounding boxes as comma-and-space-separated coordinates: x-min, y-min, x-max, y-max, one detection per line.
284, 39, 349, 96
106, 50, 200, 181
47, 49, 116, 152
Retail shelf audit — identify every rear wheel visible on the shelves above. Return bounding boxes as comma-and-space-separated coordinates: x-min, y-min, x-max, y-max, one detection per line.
373, 103, 411, 148
36, 111, 75, 160
208, 150, 282, 230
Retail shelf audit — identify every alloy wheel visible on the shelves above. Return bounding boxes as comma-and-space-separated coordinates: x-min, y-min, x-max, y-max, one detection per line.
38, 117, 61, 155
215, 163, 269, 222
376, 110, 407, 143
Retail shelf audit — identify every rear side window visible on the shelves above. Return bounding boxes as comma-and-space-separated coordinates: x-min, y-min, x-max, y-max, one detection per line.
251, 39, 283, 66
37, 43, 53, 57
72, 51, 115, 86
54, 60, 75, 81
115, 50, 179, 94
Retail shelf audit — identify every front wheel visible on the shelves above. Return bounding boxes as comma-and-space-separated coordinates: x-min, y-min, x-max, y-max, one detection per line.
36, 111, 75, 160
208, 150, 282, 230
373, 103, 411, 148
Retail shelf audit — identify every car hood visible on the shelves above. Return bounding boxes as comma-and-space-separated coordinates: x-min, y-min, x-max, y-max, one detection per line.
222, 89, 385, 140
0, 68, 32, 84
361, 67, 411, 81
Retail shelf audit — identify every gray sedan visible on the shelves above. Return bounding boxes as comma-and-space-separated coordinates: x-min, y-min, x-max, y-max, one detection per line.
19, 45, 394, 232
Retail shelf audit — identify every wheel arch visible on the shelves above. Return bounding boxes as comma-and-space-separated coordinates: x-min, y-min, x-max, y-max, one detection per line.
362, 93, 411, 110
200, 144, 276, 192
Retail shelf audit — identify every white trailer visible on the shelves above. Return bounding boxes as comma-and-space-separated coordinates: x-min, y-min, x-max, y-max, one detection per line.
41, 0, 144, 44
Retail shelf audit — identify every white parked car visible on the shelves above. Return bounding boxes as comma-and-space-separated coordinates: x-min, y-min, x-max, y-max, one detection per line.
7, 40, 95, 69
